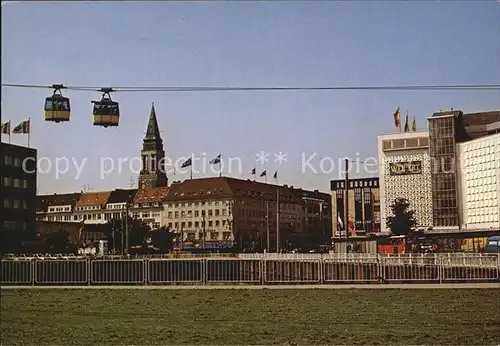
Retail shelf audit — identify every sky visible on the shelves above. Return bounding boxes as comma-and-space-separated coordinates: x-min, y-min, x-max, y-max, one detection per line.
1, 0, 499, 194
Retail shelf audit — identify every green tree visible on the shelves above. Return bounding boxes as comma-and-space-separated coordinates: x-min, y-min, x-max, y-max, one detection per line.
149, 226, 176, 253
386, 198, 417, 236
45, 230, 70, 253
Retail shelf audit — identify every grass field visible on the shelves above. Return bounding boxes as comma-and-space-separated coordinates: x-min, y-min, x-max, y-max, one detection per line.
1, 288, 499, 345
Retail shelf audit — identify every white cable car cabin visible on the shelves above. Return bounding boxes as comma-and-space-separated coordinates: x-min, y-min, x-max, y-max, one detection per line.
92, 95, 120, 127
45, 93, 70, 122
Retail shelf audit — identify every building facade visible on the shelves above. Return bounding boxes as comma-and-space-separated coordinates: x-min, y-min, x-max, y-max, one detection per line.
73, 192, 111, 224
132, 187, 169, 229
330, 177, 380, 237
427, 109, 500, 231
457, 133, 500, 230
377, 131, 433, 233
1, 143, 37, 241
163, 177, 331, 250
37, 193, 81, 222
377, 109, 500, 234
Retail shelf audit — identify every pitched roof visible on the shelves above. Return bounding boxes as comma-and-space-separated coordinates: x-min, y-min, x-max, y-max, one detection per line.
462, 111, 500, 127
133, 186, 170, 204
107, 189, 137, 204
145, 103, 162, 140
37, 193, 81, 212
164, 177, 306, 203
76, 191, 111, 207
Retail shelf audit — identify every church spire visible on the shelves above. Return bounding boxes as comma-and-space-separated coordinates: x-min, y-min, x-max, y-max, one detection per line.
145, 102, 161, 140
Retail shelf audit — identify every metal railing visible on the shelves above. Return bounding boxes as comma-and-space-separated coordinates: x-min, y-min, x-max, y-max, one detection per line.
1, 253, 499, 286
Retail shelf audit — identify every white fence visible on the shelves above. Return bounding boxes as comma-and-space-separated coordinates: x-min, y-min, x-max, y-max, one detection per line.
1, 253, 499, 286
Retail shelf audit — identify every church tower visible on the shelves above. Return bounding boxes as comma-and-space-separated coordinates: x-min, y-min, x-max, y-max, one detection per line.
138, 103, 168, 189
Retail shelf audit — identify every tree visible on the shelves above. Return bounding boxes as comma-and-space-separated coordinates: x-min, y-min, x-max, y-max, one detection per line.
45, 230, 70, 253
386, 198, 417, 236
149, 226, 176, 253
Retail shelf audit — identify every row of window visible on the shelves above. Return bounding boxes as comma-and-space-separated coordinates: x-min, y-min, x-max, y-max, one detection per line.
464, 168, 497, 178
44, 211, 162, 222
3, 177, 29, 188
3, 155, 23, 167
167, 209, 228, 219
48, 206, 71, 212
466, 191, 498, 200
463, 140, 498, 152
467, 214, 499, 223
465, 183, 497, 193
180, 231, 233, 241
168, 219, 230, 230
166, 201, 228, 208
3, 199, 29, 209
466, 202, 499, 211
464, 156, 498, 166
3, 220, 28, 230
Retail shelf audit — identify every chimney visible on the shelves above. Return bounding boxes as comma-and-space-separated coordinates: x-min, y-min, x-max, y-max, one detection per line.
290, 186, 294, 189
284, 184, 288, 188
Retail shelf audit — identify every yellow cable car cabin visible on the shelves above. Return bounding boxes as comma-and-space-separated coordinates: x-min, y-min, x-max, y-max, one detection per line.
92, 89, 119, 127
44, 93, 70, 122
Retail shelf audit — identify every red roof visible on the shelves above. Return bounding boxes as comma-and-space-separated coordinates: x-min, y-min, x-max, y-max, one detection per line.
133, 186, 170, 204
75, 191, 111, 207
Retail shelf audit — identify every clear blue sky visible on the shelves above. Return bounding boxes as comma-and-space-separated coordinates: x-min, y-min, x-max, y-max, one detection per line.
2, 1, 499, 194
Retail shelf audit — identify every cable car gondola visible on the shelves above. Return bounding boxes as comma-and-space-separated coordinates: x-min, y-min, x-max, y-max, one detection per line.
92, 88, 119, 127
44, 84, 70, 122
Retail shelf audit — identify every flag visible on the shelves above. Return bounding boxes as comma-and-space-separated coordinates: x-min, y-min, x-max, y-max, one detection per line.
337, 214, 343, 228
273, 171, 277, 179
251, 168, 256, 175
393, 106, 401, 132
209, 154, 221, 164
412, 117, 417, 131
260, 170, 266, 177
12, 119, 30, 134
404, 114, 409, 132
1, 121, 10, 134
181, 157, 192, 168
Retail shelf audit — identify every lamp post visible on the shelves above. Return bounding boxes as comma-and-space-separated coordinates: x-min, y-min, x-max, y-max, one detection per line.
201, 210, 206, 249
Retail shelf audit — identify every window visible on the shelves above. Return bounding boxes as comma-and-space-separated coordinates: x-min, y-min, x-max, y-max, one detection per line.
4, 198, 11, 208
13, 178, 21, 188
14, 157, 21, 167
3, 156, 12, 165
3, 177, 12, 187
142, 212, 151, 218
23, 200, 28, 209
168, 211, 172, 218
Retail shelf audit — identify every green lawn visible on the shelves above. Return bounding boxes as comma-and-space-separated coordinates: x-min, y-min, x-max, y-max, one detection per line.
1, 289, 499, 345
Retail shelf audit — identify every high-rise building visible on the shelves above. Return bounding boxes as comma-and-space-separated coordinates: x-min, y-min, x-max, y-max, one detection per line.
1, 143, 37, 245
138, 103, 168, 189
377, 109, 500, 234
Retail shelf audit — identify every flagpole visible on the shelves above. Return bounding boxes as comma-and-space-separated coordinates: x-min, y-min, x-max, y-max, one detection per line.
190, 165, 193, 180
219, 153, 222, 178
28, 117, 30, 148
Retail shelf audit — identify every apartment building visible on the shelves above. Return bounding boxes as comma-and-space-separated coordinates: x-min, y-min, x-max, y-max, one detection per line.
37, 192, 81, 222
73, 191, 111, 224
163, 177, 331, 250
132, 186, 169, 229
